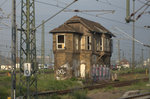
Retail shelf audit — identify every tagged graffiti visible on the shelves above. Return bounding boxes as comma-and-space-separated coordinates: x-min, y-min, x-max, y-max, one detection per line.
56, 63, 69, 80
56, 68, 67, 75
92, 64, 111, 81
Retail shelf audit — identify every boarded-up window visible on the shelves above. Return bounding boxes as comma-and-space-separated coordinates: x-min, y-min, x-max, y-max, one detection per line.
57, 35, 65, 49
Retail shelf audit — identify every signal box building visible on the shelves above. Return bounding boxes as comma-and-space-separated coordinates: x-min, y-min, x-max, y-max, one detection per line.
50, 16, 115, 80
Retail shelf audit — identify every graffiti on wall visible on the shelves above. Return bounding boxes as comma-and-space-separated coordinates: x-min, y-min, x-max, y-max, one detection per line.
56, 63, 69, 80
92, 64, 111, 81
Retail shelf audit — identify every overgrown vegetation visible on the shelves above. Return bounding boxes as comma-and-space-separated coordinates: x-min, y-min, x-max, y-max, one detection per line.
113, 68, 146, 75
37, 73, 82, 91
0, 76, 11, 99
0, 68, 148, 99
0, 70, 82, 99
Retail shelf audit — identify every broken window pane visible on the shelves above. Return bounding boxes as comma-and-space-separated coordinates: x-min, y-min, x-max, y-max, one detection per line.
57, 35, 65, 49
58, 35, 64, 43
87, 36, 91, 50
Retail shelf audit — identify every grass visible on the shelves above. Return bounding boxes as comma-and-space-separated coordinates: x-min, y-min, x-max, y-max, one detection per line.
0, 70, 82, 99
37, 73, 82, 91
113, 68, 146, 75
0, 68, 148, 99
0, 76, 11, 99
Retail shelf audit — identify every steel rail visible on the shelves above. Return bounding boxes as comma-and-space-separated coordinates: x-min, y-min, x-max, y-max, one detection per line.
35, 78, 148, 96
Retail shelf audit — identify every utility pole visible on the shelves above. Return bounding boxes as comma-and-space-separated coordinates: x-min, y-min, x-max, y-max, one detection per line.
11, 0, 16, 99
149, 42, 150, 83
141, 48, 144, 67
16, 25, 18, 64
41, 20, 45, 68
117, 40, 120, 65
125, 0, 135, 69
19, 0, 37, 98
132, 0, 135, 69
126, 0, 130, 23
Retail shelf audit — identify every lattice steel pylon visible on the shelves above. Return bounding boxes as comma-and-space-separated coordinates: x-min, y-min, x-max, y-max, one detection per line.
19, 0, 37, 99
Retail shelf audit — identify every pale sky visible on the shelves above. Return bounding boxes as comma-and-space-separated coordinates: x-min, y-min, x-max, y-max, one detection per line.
0, 0, 150, 63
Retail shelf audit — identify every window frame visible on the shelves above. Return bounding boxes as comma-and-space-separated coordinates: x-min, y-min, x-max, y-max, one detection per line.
56, 34, 65, 50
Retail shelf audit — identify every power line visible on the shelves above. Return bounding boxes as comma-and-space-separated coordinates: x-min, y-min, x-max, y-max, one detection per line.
35, 0, 64, 9
138, 0, 150, 6
96, 0, 126, 10
34, 0, 77, 30
25, 0, 149, 30
78, 12, 147, 30
0, 0, 8, 8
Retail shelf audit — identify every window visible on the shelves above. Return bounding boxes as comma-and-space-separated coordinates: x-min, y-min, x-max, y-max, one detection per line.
57, 35, 65, 49
100, 37, 103, 51
75, 35, 79, 50
81, 36, 85, 50
81, 36, 91, 50
106, 38, 110, 51
86, 36, 91, 50
110, 39, 113, 52
96, 38, 100, 51
102, 37, 110, 52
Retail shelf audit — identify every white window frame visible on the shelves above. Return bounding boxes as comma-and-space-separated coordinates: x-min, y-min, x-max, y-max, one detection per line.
56, 34, 65, 50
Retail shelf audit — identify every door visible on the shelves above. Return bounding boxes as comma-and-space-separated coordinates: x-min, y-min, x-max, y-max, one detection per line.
80, 64, 86, 78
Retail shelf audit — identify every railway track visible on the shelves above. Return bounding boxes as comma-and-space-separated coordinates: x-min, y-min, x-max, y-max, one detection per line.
36, 78, 149, 96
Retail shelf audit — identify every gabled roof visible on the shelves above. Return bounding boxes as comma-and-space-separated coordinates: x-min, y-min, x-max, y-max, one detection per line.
50, 23, 82, 34
50, 16, 115, 37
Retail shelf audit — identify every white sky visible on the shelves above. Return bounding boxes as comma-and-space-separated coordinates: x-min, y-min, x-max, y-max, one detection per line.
0, 0, 150, 63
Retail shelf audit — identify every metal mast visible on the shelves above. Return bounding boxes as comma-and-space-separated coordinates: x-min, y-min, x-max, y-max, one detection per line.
141, 48, 144, 66
117, 40, 120, 66
132, 0, 135, 69
41, 20, 45, 68
19, 0, 37, 98
11, 0, 16, 99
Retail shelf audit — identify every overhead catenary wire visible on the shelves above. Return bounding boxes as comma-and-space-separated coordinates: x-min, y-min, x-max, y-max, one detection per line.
35, 0, 64, 9
78, 12, 147, 30
138, 0, 150, 6
96, 0, 126, 10
34, 0, 148, 30
130, 1, 150, 17
34, 0, 77, 30
136, 5, 149, 20
113, 27, 146, 46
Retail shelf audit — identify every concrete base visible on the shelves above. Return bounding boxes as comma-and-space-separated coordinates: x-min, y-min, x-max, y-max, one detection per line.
121, 90, 140, 98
